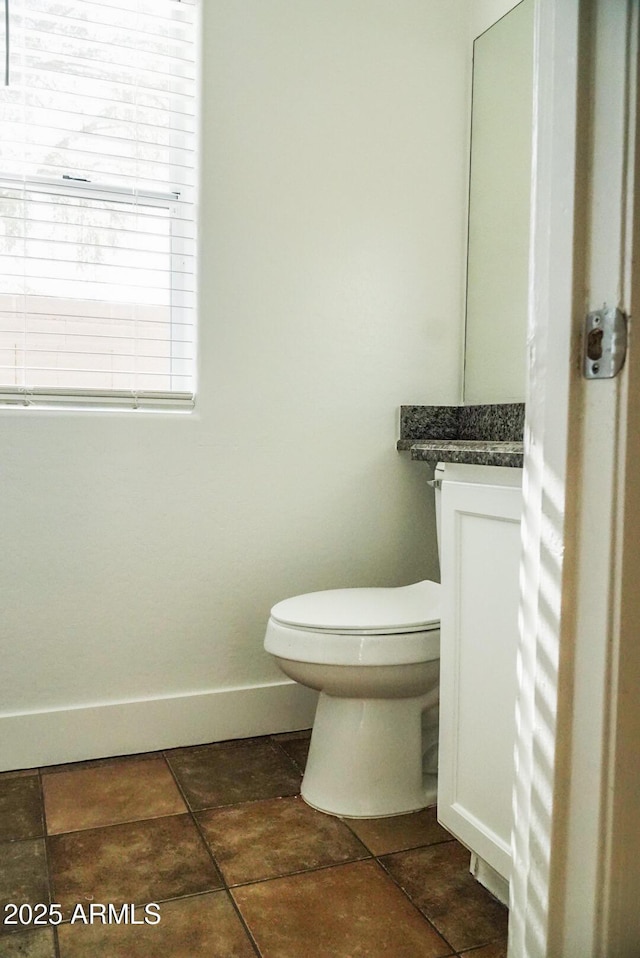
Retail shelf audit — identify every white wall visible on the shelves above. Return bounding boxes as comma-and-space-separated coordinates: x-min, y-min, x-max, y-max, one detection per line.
0, 0, 469, 769
470, 0, 524, 41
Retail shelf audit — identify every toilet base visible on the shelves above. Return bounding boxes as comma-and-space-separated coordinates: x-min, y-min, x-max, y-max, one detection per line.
300, 691, 437, 818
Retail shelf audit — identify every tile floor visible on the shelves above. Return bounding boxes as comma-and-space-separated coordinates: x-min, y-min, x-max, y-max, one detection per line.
0, 731, 508, 957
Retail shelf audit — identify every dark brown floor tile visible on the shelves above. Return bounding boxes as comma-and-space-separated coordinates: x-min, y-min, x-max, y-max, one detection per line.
40, 751, 161, 777
233, 859, 453, 958
0, 771, 39, 781
0, 927, 56, 957
0, 777, 44, 843
48, 814, 222, 918
166, 740, 301, 810
459, 943, 508, 958
270, 730, 311, 743
343, 806, 452, 856
56, 891, 256, 958
269, 728, 313, 742
198, 795, 368, 885
271, 731, 311, 770
164, 736, 270, 760
0, 841, 49, 938
381, 842, 508, 952
42, 757, 186, 834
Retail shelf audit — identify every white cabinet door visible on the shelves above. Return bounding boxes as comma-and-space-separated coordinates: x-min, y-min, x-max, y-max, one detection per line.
437, 466, 522, 881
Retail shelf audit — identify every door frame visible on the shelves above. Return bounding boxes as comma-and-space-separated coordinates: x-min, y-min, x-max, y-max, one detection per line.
510, 0, 640, 954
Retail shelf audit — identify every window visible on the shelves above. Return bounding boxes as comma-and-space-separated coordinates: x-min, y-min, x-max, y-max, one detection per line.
0, 0, 198, 409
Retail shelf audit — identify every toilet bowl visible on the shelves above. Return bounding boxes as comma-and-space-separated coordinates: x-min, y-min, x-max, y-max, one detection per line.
264, 579, 441, 818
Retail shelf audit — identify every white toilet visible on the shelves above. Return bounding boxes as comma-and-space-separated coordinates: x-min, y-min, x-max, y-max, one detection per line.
264, 468, 443, 819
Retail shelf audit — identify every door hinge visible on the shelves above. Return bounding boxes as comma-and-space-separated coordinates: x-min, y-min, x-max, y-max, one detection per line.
583, 306, 628, 379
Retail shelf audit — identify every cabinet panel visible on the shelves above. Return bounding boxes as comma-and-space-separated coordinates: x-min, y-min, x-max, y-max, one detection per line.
438, 470, 522, 881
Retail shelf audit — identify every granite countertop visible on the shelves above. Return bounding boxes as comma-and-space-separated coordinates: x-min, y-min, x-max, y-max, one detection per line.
397, 403, 525, 468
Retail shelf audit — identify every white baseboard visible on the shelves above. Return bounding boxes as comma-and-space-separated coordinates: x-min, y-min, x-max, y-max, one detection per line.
0, 681, 319, 772
470, 851, 510, 906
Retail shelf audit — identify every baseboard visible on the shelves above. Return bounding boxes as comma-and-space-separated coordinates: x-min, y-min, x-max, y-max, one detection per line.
0, 681, 319, 772
470, 851, 510, 906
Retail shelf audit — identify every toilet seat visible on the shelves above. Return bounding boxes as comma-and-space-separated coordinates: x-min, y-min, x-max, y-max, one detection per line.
265, 580, 440, 666
270, 580, 440, 634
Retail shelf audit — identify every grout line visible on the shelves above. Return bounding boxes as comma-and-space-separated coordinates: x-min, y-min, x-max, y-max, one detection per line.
451, 941, 509, 956
367, 835, 455, 857
264, 736, 307, 777
224, 852, 375, 891
267, 733, 310, 774
160, 750, 262, 958
331, 806, 456, 861
225, 890, 264, 958
220, 897, 263, 958
42, 809, 193, 839
38, 768, 62, 958
375, 851, 459, 956
334, 816, 381, 858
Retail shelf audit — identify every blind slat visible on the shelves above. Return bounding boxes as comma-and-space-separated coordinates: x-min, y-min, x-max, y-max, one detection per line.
1, 129, 196, 171
6, 69, 196, 116
2, 105, 197, 145
1, 99, 196, 135
15, 49, 195, 89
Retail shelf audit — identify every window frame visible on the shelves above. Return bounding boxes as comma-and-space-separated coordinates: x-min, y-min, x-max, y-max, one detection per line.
0, 0, 199, 412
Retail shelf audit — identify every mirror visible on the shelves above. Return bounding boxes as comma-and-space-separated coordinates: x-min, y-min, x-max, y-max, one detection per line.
463, 0, 534, 404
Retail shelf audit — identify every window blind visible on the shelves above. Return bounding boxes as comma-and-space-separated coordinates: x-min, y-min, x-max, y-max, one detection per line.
0, 0, 197, 409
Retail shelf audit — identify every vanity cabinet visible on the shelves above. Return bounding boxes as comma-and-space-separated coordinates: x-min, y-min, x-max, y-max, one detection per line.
437, 463, 522, 891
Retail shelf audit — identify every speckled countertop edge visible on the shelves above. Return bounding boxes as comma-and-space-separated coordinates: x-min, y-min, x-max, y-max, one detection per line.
407, 439, 524, 469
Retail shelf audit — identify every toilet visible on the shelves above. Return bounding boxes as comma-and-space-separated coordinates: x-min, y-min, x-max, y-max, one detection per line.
264, 468, 443, 819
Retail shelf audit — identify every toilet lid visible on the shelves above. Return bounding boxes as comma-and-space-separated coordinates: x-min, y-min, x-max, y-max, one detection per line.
270, 580, 440, 634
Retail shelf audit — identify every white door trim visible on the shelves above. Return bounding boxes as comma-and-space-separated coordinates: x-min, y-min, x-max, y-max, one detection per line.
510, 0, 640, 954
